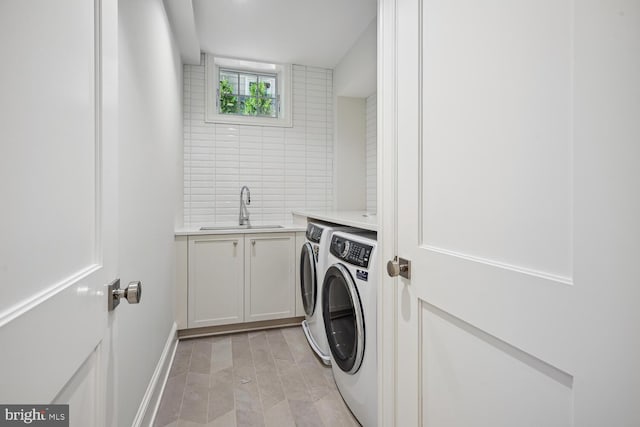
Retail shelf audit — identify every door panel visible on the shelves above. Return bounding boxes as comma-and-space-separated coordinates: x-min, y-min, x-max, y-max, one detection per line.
421, 0, 572, 278
421, 302, 573, 427
0, 0, 97, 314
399, 0, 576, 400
413, 0, 576, 374
387, 0, 640, 425
53, 348, 102, 427
0, 0, 117, 421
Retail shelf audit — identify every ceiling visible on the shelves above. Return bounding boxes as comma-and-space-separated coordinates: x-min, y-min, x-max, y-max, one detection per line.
192, 0, 377, 68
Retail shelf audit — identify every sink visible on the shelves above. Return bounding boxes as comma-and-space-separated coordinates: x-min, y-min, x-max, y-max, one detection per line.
200, 225, 284, 231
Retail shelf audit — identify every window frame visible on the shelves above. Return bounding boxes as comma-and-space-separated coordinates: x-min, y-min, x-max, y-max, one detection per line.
205, 54, 293, 127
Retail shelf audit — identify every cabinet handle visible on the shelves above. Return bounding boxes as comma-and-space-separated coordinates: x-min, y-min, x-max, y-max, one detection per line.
251, 240, 256, 246
233, 241, 238, 246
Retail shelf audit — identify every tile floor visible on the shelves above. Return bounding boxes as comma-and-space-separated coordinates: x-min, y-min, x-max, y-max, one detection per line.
153, 326, 361, 427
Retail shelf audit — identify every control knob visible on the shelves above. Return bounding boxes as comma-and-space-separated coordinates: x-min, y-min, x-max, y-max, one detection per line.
341, 241, 351, 258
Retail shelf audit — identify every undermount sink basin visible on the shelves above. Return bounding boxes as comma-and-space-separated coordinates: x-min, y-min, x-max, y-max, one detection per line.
200, 225, 284, 231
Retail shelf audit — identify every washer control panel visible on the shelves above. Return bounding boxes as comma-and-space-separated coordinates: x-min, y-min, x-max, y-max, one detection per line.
330, 235, 373, 268
306, 223, 324, 243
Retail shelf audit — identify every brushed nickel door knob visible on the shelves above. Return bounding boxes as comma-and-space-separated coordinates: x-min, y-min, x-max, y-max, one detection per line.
108, 279, 142, 311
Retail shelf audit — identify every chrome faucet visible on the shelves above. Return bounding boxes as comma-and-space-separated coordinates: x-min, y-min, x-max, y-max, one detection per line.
239, 186, 251, 226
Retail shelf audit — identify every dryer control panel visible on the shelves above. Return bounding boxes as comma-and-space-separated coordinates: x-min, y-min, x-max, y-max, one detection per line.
306, 223, 324, 243
330, 235, 373, 268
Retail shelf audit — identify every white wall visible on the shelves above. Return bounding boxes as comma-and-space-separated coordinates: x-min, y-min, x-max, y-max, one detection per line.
183, 63, 334, 226
335, 97, 367, 210
333, 18, 376, 213
333, 18, 377, 98
118, 0, 183, 426
366, 93, 377, 213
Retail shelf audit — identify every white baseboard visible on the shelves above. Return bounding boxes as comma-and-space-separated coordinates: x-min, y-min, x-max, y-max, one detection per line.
132, 322, 178, 427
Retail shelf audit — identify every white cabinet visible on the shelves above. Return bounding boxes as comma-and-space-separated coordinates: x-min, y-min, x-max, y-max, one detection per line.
188, 234, 244, 328
185, 232, 299, 329
245, 233, 296, 322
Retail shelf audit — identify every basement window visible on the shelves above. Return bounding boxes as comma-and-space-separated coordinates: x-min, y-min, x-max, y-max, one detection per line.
205, 55, 292, 127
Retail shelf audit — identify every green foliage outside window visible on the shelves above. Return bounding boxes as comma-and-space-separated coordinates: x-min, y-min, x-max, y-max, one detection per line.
244, 82, 273, 116
219, 76, 274, 117
219, 79, 238, 114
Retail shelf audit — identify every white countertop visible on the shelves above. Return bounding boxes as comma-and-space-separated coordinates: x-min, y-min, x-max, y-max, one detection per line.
292, 210, 378, 232
175, 223, 306, 236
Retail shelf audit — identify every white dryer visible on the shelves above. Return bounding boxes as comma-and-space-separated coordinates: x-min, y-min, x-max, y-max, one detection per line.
322, 230, 378, 427
299, 222, 354, 364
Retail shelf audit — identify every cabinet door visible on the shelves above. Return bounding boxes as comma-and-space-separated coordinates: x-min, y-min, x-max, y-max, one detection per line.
245, 233, 296, 322
188, 235, 244, 328
294, 232, 306, 316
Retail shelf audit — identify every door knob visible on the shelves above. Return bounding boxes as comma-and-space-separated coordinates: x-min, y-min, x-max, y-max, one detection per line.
107, 279, 142, 311
387, 256, 411, 279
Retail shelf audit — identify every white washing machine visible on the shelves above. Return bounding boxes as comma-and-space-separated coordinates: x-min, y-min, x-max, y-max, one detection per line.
322, 230, 378, 427
299, 222, 354, 364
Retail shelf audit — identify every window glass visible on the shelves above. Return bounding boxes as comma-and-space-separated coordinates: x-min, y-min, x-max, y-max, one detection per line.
219, 69, 278, 118
205, 55, 292, 127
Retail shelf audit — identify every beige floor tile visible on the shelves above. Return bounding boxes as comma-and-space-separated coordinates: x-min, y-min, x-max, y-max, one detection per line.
190, 350, 211, 374
210, 358, 233, 375
252, 348, 277, 375
248, 331, 270, 351
275, 359, 312, 402
231, 333, 252, 360
288, 398, 325, 427
211, 336, 233, 374
178, 339, 195, 352
248, 330, 265, 339
193, 340, 213, 357
208, 410, 236, 427
186, 372, 210, 387
264, 399, 295, 427
180, 383, 209, 424
208, 382, 235, 422
266, 329, 296, 362
157, 327, 363, 427
314, 391, 361, 426
210, 367, 235, 422
170, 348, 192, 378
154, 372, 187, 427
297, 360, 332, 401
235, 408, 265, 427
256, 372, 285, 411
234, 384, 261, 413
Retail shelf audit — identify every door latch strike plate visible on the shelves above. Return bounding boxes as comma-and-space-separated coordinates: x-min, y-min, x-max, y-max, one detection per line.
107, 278, 121, 311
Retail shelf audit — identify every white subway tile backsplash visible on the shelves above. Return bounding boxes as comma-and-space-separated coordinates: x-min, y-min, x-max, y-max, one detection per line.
183, 63, 334, 226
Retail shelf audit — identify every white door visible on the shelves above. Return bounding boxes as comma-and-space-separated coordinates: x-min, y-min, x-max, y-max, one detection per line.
0, 0, 118, 425
380, 0, 640, 425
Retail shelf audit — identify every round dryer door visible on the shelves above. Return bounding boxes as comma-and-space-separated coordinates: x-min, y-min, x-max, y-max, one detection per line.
300, 242, 317, 316
322, 264, 365, 374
